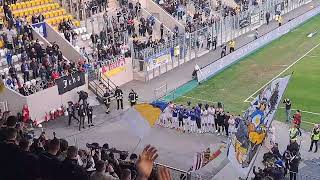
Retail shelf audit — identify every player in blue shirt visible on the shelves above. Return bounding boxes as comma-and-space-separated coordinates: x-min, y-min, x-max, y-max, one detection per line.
195, 105, 202, 133
189, 108, 197, 133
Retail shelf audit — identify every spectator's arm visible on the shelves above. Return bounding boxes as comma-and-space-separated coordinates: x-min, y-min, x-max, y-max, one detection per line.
137, 145, 158, 180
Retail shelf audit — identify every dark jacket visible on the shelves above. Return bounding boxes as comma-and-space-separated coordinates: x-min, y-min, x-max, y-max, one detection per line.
61, 158, 89, 180
38, 152, 62, 180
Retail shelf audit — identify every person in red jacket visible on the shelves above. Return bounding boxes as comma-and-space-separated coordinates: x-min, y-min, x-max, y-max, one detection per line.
51, 70, 60, 80
22, 104, 30, 123
293, 110, 302, 135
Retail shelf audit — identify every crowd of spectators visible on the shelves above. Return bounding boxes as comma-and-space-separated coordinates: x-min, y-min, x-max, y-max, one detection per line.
253, 141, 302, 180
0, 4, 88, 96
0, 114, 174, 180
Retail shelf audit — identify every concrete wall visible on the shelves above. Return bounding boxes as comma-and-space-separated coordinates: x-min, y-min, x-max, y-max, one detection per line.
197, 4, 320, 82
45, 22, 85, 62
0, 87, 27, 116
140, 0, 185, 32
27, 80, 88, 124
100, 58, 134, 87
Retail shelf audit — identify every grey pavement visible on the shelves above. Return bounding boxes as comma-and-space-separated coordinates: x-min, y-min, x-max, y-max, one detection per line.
35, 102, 227, 171
121, 0, 320, 103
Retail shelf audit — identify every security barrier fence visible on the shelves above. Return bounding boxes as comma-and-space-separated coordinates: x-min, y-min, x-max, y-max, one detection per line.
133, 0, 309, 81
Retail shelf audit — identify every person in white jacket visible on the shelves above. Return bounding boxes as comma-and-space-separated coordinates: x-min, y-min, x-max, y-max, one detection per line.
201, 108, 208, 133
207, 105, 216, 133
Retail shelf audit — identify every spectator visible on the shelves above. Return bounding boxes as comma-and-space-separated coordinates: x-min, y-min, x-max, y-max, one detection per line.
121, 169, 131, 180
62, 146, 89, 180
38, 138, 62, 180
309, 124, 319, 153
90, 160, 119, 180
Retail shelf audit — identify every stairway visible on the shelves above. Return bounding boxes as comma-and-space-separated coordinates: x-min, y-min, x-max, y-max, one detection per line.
88, 70, 118, 103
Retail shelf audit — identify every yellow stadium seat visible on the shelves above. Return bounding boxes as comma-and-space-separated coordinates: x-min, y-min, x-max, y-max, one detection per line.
54, 11, 59, 16
43, 13, 48, 18
51, 18, 57, 25
57, 10, 62, 16
44, 0, 50, 3
16, 3, 22, 9
47, 5, 52, 11
21, 2, 26, 9
12, 11, 18, 17
54, 3, 59, 9
48, 0, 54, 3
10, 4, 16, 11
34, 8, 39, 14
42, 5, 47, 11
36, 0, 40, 5
38, 6, 43, 12
19, 11, 24, 17
31, 1, 36, 6
50, 12, 55, 18
26, 2, 31, 8
74, 21, 80, 27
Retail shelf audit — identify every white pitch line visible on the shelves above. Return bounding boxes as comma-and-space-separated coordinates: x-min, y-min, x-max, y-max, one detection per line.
279, 107, 320, 116
243, 42, 320, 102
305, 54, 320, 58
180, 95, 217, 103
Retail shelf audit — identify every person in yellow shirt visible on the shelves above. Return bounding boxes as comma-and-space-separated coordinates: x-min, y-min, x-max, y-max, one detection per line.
309, 124, 320, 153
228, 40, 235, 53
277, 15, 283, 26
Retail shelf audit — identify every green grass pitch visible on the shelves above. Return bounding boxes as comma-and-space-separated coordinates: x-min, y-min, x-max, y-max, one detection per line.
174, 15, 320, 130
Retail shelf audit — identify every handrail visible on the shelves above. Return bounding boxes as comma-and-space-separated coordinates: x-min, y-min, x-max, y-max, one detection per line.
100, 72, 117, 91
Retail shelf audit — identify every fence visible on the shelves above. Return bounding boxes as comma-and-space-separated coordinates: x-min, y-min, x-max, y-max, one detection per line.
133, 0, 309, 81
154, 163, 213, 180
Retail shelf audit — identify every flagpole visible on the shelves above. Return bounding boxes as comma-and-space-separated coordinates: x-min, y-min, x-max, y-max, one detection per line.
130, 137, 142, 155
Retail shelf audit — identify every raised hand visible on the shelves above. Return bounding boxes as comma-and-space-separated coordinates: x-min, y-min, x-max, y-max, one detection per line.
137, 145, 158, 179
158, 166, 172, 180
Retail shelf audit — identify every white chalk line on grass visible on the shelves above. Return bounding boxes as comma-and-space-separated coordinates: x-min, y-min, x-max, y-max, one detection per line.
279, 107, 320, 116
180, 95, 217, 104
243, 42, 320, 103
305, 54, 320, 58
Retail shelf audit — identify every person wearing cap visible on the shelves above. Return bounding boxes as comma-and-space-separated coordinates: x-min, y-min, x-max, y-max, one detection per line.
309, 124, 320, 153
128, 89, 138, 107
283, 98, 292, 122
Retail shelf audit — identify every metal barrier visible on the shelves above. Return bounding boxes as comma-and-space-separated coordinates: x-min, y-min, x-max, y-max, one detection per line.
288, 172, 320, 180
133, 0, 309, 81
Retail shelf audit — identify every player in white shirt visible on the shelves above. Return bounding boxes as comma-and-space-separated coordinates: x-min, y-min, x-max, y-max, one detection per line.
207, 105, 216, 133
201, 108, 208, 133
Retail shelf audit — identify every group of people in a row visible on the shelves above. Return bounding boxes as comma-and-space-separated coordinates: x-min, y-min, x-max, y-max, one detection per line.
158, 102, 235, 136
0, 113, 175, 180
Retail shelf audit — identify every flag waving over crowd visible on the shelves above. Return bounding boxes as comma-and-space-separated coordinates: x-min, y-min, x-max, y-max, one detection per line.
227, 75, 291, 177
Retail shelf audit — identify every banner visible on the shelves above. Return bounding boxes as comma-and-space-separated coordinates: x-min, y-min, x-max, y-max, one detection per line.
56, 71, 85, 95
145, 51, 171, 71
227, 75, 291, 177
102, 56, 126, 77
32, 22, 47, 37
